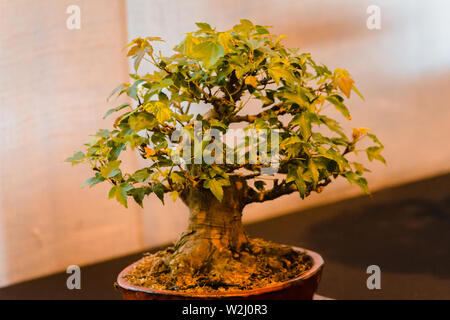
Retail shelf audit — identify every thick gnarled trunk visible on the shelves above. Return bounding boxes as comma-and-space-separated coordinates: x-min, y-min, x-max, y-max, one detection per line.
169, 178, 249, 274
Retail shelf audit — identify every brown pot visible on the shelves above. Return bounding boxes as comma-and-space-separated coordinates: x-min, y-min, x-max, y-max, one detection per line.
117, 246, 324, 300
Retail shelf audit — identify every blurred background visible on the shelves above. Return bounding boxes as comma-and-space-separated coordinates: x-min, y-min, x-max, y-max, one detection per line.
0, 0, 449, 299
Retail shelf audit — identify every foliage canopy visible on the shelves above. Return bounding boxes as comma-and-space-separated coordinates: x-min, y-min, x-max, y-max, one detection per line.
66, 20, 385, 208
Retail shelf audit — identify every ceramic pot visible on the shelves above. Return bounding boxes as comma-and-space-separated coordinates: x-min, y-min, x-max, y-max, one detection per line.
117, 246, 324, 300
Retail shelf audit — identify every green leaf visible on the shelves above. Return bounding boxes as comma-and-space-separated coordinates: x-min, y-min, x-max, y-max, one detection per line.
195, 22, 213, 32
108, 185, 117, 199
255, 25, 270, 34
152, 183, 166, 204
170, 171, 186, 184
82, 173, 105, 188
129, 187, 152, 208
319, 115, 346, 137
103, 103, 130, 119
126, 79, 146, 100
65, 151, 85, 165
317, 147, 347, 172
109, 183, 133, 208
308, 159, 319, 187
233, 19, 254, 34
173, 113, 194, 123
148, 78, 174, 93
366, 146, 386, 164
367, 133, 383, 147
128, 112, 158, 131
353, 162, 371, 174
100, 160, 121, 178
281, 91, 309, 107
131, 168, 150, 183
209, 119, 228, 130
205, 179, 224, 201
268, 65, 294, 85
344, 171, 370, 194
290, 112, 312, 139
192, 41, 224, 68
281, 136, 302, 146
287, 166, 307, 198
107, 83, 127, 101
326, 95, 351, 119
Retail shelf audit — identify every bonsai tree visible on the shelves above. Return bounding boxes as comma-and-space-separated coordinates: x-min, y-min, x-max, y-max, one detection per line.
67, 20, 384, 291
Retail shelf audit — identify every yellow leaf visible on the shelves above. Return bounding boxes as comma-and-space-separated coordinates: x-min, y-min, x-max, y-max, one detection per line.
352, 127, 371, 139
336, 75, 354, 98
244, 76, 258, 88
315, 95, 325, 105
218, 32, 234, 52
334, 69, 355, 98
359, 127, 371, 135
170, 190, 179, 202
276, 34, 287, 43
126, 45, 138, 57
144, 147, 156, 157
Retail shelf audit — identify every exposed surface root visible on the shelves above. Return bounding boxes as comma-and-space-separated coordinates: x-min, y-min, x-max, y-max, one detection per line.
123, 238, 313, 293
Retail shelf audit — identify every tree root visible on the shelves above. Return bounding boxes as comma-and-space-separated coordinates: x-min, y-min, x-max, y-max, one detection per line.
123, 238, 313, 293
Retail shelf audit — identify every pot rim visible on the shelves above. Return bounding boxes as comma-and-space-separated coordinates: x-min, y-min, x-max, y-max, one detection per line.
117, 246, 324, 298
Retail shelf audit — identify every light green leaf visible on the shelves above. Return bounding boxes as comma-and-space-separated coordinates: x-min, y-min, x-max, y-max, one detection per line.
344, 172, 370, 194
192, 41, 225, 67
126, 79, 146, 100
100, 160, 121, 178
290, 112, 312, 139
366, 146, 386, 164
131, 168, 150, 183
82, 173, 105, 188
107, 83, 127, 101
103, 103, 131, 119
268, 65, 294, 85
195, 22, 213, 32
326, 95, 351, 119
65, 151, 85, 165
109, 183, 133, 208
206, 179, 224, 201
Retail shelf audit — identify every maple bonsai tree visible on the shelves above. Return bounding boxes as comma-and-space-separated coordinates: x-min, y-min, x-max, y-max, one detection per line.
67, 20, 384, 291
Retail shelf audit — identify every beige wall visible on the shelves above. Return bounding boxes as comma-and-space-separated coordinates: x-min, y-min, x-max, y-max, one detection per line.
0, 0, 146, 287
0, 0, 449, 286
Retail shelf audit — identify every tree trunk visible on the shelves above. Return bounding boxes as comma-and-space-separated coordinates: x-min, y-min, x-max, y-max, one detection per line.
169, 177, 249, 274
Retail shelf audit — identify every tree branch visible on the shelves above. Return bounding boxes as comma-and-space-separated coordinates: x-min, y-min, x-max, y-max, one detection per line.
244, 178, 331, 205
228, 102, 286, 123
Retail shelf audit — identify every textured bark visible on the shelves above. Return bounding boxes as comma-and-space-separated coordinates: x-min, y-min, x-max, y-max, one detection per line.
168, 177, 250, 274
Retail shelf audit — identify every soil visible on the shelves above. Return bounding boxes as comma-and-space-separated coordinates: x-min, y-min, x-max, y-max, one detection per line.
123, 238, 313, 293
